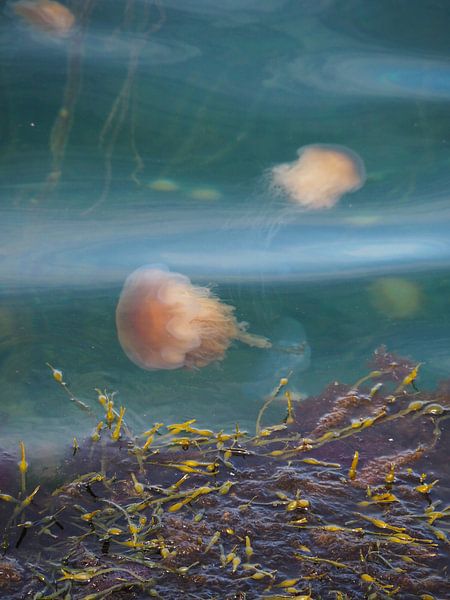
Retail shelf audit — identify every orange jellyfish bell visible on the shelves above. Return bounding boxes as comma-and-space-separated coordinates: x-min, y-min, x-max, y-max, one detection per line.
271, 144, 366, 209
13, 0, 75, 38
116, 266, 271, 370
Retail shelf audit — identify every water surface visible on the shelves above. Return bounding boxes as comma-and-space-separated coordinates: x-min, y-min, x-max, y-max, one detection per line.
1, 0, 450, 455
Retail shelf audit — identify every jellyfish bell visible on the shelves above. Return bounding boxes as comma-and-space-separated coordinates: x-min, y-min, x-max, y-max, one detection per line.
271, 144, 366, 210
13, 0, 75, 38
116, 266, 271, 371
369, 277, 422, 319
239, 316, 311, 401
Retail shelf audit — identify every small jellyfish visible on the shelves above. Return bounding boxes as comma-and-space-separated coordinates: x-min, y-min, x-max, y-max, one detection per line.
240, 316, 311, 401
189, 187, 222, 201
369, 277, 422, 319
271, 144, 366, 209
116, 266, 271, 370
13, 0, 75, 38
148, 179, 179, 193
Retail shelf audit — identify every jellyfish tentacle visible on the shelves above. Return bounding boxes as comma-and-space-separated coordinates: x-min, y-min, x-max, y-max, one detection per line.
235, 328, 272, 349
83, 0, 165, 214
130, 86, 144, 186
33, 0, 97, 204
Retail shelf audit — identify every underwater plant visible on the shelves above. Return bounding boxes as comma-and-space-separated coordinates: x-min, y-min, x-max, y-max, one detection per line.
116, 266, 271, 370
0, 348, 449, 599
271, 144, 366, 210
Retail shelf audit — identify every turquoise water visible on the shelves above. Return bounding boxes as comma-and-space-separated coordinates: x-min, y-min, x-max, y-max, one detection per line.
1, 0, 450, 453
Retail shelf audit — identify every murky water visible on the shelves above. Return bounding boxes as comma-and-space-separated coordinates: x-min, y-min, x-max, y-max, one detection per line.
1, 0, 450, 455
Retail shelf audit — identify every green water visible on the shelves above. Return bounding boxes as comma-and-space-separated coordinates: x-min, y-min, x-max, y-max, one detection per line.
1, 0, 450, 453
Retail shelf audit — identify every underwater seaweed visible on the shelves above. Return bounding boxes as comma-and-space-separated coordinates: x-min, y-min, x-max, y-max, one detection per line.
0, 349, 449, 599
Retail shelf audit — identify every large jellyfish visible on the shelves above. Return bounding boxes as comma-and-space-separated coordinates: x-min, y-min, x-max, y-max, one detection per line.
13, 0, 75, 38
271, 144, 366, 209
116, 266, 271, 370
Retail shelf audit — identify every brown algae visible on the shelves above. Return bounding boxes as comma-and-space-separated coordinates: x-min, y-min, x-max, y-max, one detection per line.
0, 349, 449, 599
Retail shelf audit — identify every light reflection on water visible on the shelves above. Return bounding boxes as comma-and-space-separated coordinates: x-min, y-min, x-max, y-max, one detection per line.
272, 52, 450, 100
1, 0, 450, 454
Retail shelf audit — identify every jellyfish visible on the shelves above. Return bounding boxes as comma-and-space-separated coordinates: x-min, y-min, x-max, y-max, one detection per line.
271, 144, 366, 209
239, 316, 311, 401
369, 277, 422, 319
13, 0, 75, 38
116, 266, 271, 370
